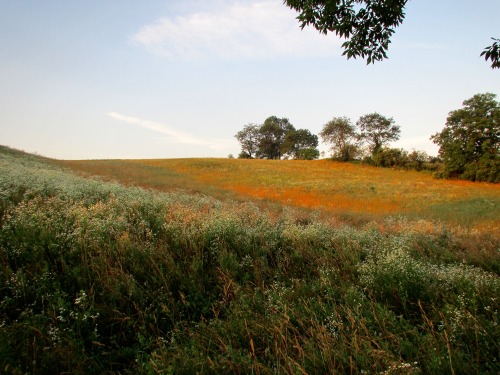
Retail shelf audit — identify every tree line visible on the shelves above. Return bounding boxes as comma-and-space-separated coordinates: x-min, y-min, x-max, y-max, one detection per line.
235, 93, 500, 183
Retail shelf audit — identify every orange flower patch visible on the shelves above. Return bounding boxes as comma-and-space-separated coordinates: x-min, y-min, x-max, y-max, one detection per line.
59, 158, 500, 233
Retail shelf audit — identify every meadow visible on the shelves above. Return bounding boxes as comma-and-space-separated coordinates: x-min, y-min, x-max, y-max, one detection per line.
1, 145, 499, 374
59, 157, 500, 232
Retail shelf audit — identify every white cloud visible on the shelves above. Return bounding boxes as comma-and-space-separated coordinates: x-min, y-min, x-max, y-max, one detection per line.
131, 1, 341, 60
108, 112, 236, 151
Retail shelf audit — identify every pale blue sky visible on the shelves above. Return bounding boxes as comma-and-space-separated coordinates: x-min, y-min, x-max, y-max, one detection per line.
1, 0, 499, 159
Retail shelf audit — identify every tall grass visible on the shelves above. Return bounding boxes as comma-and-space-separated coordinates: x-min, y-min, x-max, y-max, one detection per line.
1, 146, 499, 374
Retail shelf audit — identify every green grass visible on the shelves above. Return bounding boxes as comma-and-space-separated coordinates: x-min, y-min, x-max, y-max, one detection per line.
424, 197, 499, 225
1, 145, 499, 374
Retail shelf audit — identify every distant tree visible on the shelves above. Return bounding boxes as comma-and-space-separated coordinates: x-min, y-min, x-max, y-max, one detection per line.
357, 113, 400, 155
238, 151, 252, 159
319, 117, 358, 161
257, 116, 295, 159
235, 123, 260, 159
407, 149, 430, 171
297, 147, 320, 160
431, 93, 500, 182
372, 147, 408, 168
282, 128, 319, 159
284, 1, 499, 68
236, 117, 319, 160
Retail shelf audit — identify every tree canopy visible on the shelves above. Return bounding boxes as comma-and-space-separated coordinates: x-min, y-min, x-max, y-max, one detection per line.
481, 38, 500, 69
357, 112, 400, 154
319, 117, 358, 161
235, 124, 260, 159
235, 116, 319, 160
235, 112, 439, 173
284, 0, 499, 68
282, 128, 319, 160
431, 93, 500, 182
285, 0, 407, 64
257, 116, 295, 160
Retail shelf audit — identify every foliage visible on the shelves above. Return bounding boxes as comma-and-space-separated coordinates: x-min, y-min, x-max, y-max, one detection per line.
235, 112, 437, 172
320, 116, 358, 161
407, 149, 433, 171
282, 128, 319, 159
284, 1, 499, 69
357, 112, 401, 155
431, 93, 500, 182
1, 146, 499, 374
284, 0, 408, 64
319, 114, 436, 172
235, 116, 319, 160
362, 147, 440, 172
257, 116, 295, 159
296, 147, 320, 160
371, 147, 408, 167
235, 124, 260, 158
481, 37, 500, 69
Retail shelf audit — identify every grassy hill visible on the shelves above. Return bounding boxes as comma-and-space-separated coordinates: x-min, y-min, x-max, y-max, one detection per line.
1, 146, 499, 374
58, 157, 500, 232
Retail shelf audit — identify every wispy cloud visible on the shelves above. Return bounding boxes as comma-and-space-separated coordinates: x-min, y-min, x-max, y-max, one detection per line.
108, 112, 236, 151
131, 1, 340, 60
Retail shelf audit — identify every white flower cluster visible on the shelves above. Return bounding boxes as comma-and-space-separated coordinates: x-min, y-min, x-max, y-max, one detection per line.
264, 281, 291, 316
359, 236, 499, 312
324, 312, 343, 339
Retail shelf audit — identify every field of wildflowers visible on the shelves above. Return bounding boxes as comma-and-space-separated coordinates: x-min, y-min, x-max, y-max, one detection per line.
1, 146, 499, 374
60, 157, 500, 233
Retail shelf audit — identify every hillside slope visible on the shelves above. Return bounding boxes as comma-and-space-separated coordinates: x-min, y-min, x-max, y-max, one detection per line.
1, 146, 499, 374
58, 157, 500, 232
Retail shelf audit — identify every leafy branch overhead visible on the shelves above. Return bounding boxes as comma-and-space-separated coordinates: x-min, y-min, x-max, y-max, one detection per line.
284, 0, 499, 68
481, 38, 500, 69
284, 0, 408, 64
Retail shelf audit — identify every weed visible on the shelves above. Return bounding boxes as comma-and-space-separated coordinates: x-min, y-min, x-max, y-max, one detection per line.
1, 146, 499, 374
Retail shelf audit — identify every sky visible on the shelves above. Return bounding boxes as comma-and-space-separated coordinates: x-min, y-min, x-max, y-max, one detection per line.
1, 0, 499, 159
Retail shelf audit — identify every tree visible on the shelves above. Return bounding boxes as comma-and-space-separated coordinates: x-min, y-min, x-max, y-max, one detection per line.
319, 117, 358, 161
431, 93, 500, 182
284, 0, 499, 68
357, 113, 400, 155
235, 117, 319, 160
481, 38, 500, 69
297, 147, 320, 160
285, 0, 406, 64
235, 123, 260, 158
282, 128, 319, 159
257, 116, 295, 159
